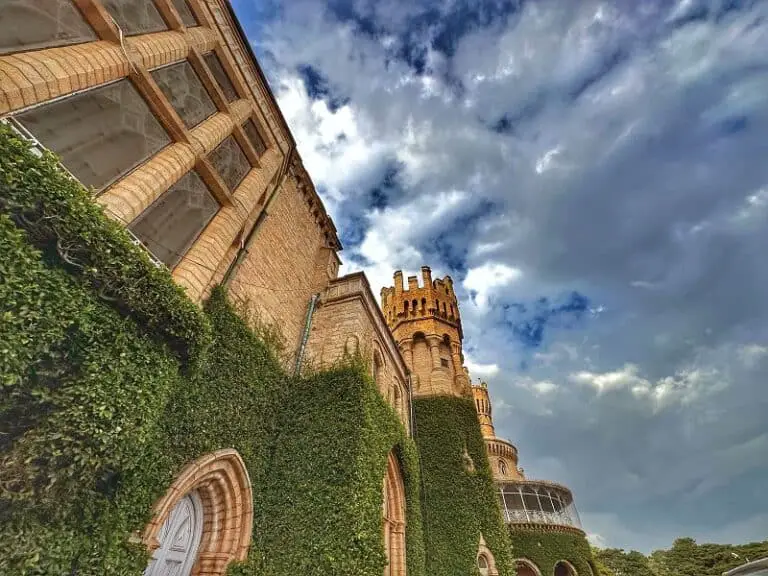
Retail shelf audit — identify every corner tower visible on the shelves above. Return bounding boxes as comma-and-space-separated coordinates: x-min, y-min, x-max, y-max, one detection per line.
381, 266, 471, 397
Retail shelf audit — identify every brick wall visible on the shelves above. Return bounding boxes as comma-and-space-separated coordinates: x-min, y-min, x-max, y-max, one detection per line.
227, 172, 332, 360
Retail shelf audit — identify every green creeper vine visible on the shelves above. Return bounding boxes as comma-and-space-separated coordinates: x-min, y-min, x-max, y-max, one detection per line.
413, 396, 515, 576
508, 527, 597, 576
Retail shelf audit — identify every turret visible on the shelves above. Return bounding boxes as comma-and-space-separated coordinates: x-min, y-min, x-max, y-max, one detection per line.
381, 267, 469, 398
472, 380, 496, 438
471, 380, 524, 482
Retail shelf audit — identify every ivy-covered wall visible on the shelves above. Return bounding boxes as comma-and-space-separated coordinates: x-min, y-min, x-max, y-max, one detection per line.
508, 527, 596, 576
0, 124, 426, 576
413, 396, 515, 576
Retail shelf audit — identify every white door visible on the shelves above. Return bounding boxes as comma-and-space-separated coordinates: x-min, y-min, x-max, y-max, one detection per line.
145, 492, 203, 576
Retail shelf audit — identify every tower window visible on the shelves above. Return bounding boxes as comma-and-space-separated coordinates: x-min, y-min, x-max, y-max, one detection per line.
499, 459, 508, 475
440, 358, 449, 368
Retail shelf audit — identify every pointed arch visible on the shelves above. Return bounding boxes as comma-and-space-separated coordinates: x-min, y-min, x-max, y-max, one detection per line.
383, 450, 407, 576
554, 560, 578, 576
142, 449, 253, 576
477, 534, 499, 576
514, 558, 543, 576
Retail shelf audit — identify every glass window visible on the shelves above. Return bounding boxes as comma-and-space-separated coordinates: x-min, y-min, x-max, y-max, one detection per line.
204, 52, 238, 103
0, 0, 97, 55
129, 170, 219, 268
171, 0, 197, 27
15, 80, 171, 193
208, 135, 250, 192
151, 61, 216, 129
101, 0, 168, 36
242, 119, 267, 157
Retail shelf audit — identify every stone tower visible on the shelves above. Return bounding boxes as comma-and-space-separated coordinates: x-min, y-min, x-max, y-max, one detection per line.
381, 266, 471, 398
472, 381, 524, 481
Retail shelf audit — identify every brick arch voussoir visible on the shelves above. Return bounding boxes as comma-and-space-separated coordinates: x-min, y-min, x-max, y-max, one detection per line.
514, 557, 544, 576
143, 449, 254, 574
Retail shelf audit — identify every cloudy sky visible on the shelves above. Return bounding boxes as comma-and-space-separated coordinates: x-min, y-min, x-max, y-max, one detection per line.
231, 0, 768, 552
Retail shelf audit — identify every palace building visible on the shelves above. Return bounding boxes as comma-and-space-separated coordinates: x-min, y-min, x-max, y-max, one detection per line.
0, 2, 597, 575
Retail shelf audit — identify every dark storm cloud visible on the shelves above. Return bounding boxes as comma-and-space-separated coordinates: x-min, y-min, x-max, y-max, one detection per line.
232, 0, 768, 551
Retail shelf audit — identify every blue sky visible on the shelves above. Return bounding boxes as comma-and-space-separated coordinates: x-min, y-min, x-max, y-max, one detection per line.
231, 0, 768, 552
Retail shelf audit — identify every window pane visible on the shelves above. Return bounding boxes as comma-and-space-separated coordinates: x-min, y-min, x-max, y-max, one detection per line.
15, 80, 171, 192
129, 170, 219, 267
204, 52, 238, 103
152, 61, 216, 129
209, 135, 250, 192
243, 119, 267, 157
0, 0, 97, 55
171, 0, 197, 27
101, 0, 168, 36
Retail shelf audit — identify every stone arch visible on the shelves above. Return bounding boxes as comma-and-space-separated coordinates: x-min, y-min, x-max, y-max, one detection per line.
514, 558, 543, 576
477, 534, 499, 576
554, 560, 578, 576
143, 449, 253, 576
383, 450, 406, 576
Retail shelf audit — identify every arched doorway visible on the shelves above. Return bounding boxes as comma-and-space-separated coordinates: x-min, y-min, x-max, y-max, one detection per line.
555, 561, 578, 576
142, 449, 253, 576
383, 450, 406, 576
145, 493, 203, 576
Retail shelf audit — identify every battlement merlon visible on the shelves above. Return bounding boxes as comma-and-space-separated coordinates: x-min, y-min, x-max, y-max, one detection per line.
380, 268, 463, 337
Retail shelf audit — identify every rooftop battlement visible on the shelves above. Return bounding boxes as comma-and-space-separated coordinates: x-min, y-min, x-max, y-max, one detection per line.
380, 266, 462, 334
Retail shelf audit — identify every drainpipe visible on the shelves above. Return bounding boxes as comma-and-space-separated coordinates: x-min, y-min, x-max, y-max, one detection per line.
407, 372, 415, 438
221, 147, 294, 289
293, 293, 319, 376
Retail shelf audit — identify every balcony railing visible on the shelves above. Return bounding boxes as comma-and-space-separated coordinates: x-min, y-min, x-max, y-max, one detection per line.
498, 481, 582, 529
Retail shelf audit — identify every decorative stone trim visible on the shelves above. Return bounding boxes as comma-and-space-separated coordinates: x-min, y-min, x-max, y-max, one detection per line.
383, 450, 407, 576
142, 449, 254, 575
508, 523, 586, 537
514, 558, 545, 576
477, 534, 500, 576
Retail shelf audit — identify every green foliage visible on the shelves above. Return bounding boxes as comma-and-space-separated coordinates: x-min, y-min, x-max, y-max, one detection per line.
0, 122, 211, 365
231, 356, 425, 576
593, 538, 768, 576
508, 527, 596, 576
413, 396, 514, 576
593, 547, 655, 576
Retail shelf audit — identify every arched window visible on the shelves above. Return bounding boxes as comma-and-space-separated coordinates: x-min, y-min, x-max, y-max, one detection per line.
554, 561, 577, 576
421, 298, 426, 311
516, 559, 542, 576
412, 299, 417, 313
498, 459, 507, 475
478, 554, 490, 576
450, 304, 454, 318
373, 350, 384, 387
404, 301, 409, 314
383, 451, 406, 576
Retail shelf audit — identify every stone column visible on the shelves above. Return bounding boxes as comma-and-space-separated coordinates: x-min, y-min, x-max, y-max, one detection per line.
451, 342, 470, 395
427, 335, 442, 371
398, 338, 413, 371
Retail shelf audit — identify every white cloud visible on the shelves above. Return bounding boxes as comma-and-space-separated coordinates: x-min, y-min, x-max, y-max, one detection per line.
463, 262, 523, 311
738, 344, 768, 369
465, 356, 500, 379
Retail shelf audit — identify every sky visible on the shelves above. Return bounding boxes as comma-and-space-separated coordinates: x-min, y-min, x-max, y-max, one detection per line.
230, 0, 768, 553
